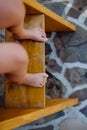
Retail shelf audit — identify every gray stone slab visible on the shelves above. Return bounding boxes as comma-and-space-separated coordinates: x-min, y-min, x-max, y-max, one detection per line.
84, 17, 87, 26
30, 125, 53, 130
46, 71, 67, 98
43, 2, 66, 16
80, 105, 87, 117
67, 8, 80, 18
60, 118, 87, 130
65, 68, 87, 87
70, 88, 87, 102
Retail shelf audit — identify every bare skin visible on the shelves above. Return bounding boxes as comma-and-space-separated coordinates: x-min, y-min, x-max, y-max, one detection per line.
0, 0, 47, 42
0, 0, 48, 87
23, 73, 48, 87
13, 28, 48, 42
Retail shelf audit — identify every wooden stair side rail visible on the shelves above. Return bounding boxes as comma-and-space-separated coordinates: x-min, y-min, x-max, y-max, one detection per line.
0, 98, 78, 130
5, 14, 46, 108
23, 0, 76, 32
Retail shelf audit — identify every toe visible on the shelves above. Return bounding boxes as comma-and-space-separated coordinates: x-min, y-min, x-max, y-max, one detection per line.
43, 73, 48, 78
43, 77, 47, 82
39, 83, 44, 87
38, 28, 46, 37
41, 33, 46, 38
40, 82, 45, 86
42, 38, 48, 42
38, 28, 43, 31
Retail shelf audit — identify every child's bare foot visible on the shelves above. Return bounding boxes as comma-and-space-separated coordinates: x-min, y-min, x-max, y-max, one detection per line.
13, 28, 48, 42
23, 73, 48, 87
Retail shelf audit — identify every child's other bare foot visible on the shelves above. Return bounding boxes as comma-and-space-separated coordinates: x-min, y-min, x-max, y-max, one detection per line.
13, 28, 48, 42
23, 73, 48, 87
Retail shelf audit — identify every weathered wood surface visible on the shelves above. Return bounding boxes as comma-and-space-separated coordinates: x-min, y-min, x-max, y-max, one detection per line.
23, 0, 76, 32
5, 15, 46, 108
0, 98, 78, 130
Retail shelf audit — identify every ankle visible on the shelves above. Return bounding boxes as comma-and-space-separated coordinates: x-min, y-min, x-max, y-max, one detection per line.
12, 28, 25, 39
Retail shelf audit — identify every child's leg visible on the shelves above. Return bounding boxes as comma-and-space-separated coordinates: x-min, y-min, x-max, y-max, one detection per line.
0, 0, 47, 42
0, 43, 48, 87
0, 43, 28, 83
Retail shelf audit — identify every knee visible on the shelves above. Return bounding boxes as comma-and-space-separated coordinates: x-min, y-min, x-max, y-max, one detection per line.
14, 44, 29, 66
18, 51, 29, 66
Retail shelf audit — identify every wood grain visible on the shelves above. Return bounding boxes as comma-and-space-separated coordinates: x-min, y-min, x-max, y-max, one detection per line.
0, 98, 78, 130
23, 0, 76, 32
5, 15, 46, 108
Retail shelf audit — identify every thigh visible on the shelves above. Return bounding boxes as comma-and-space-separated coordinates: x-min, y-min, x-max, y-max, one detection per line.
0, 0, 25, 29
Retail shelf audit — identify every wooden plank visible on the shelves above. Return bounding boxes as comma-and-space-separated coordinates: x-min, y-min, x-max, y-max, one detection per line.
0, 98, 78, 130
5, 15, 45, 108
23, 0, 76, 32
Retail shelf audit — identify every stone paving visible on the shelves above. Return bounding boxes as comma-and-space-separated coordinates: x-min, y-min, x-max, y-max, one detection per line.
0, 0, 87, 130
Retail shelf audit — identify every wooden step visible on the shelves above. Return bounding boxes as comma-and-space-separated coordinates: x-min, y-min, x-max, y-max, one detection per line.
5, 15, 46, 108
23, 0, 76, 32
0, 98, 78, 130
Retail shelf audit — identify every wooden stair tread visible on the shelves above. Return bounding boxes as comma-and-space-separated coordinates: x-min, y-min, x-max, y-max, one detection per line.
23, 0, 76, 32
5, 15, 46, 108
0, 98, 78, 130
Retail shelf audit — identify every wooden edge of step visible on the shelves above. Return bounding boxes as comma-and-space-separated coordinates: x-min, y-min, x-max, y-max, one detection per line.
23, 0, 76, 32
0, 98, 78, 130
